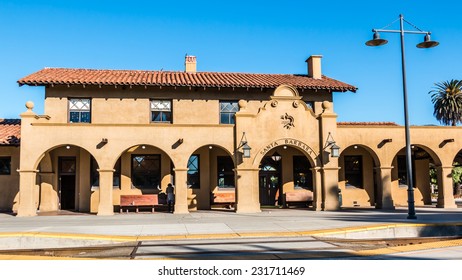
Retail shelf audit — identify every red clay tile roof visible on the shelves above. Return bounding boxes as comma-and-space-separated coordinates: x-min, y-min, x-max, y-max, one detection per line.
17, 68, 357, 92
338, 122, 399, 126
0, 119, 21, 146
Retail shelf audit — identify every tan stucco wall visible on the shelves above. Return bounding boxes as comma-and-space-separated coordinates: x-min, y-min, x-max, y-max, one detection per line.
0, 146, 20, 211
12, 83, 462, 216
338, 125, 460, 209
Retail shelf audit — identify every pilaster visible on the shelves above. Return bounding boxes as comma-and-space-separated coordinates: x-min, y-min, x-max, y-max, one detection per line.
375, 166, 395, 209
436, 166, 457, 209
319, 101, 340, 211
311, 167, 322, 211
38, 172, 57, 212
173, 168, 189, 214
16, 169, 38, 217
97, 169, 114, 216
235, 168, 261, 213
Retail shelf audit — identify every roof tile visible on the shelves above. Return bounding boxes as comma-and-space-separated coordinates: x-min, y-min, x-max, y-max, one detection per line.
18, 68, 357, 92
0, 119, 21, 146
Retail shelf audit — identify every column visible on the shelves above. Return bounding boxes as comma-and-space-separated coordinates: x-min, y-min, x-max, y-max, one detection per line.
311, 167, 322, 211
235, 168, 261, 213
319, 101, 340, 211
436, 166, 457, 208
97, 169, 114, 216
375, 166, 395, 209
16, 170, 38, 217
322, 167, 340, 210
38, 172, 58, 212
173, 168, 189, 214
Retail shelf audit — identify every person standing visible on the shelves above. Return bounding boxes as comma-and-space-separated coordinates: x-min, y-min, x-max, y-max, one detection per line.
166, 183, 174, 213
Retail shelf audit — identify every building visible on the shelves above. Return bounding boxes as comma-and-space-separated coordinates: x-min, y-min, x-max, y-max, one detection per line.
0, 55, 459, 217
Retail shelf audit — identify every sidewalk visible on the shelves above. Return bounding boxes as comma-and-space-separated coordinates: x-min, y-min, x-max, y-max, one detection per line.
0, 206, 461, 248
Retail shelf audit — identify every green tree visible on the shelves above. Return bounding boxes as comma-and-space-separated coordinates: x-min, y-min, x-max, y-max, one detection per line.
452, 165, 462, 196
429, 165, 462, 196
429, 79, 462, 126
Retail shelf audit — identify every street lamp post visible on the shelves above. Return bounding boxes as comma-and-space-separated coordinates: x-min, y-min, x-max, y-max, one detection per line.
366, 14, 439, 219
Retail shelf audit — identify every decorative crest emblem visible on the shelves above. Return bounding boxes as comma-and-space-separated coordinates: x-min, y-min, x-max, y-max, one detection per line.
281, 113, 295, 129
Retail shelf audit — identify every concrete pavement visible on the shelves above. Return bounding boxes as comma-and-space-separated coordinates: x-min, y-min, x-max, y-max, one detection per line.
0, 206, 462, 259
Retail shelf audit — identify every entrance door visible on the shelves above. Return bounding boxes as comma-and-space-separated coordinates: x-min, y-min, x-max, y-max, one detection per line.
259, 157, 281, 206
59, 157, 76, 210
259, 174, 281, 206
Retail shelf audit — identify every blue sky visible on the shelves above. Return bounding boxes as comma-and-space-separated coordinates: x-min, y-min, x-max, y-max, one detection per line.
1, 0, 461, 125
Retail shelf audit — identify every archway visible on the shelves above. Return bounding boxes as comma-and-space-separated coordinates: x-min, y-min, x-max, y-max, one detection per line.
34, 144, 98, 213
392, 145, 441, 207
110, 144, 175, 213
339, 145, 380, 208
188, 144, 235, 211
452, 150, 462, 199
258, 145, 315, 209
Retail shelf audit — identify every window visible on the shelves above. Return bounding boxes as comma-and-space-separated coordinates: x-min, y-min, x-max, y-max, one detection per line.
69, 99, 91, 123
305, 101, 314, 110
217, 156, 235, 188
0, 157, 11, 175
131, 155, 161, 189
151, 100, 172, 123
293, 156, 313, 191
90, 157, 121, 187
219, 101, 238, 124
187, 155, 200, 189
344, 156, 363, 188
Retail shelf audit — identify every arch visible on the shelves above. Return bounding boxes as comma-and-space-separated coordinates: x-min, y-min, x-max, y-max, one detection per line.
187, 144, 237, 211
256, 144, 316, 208
273, 84, 299, 97
186, 144, 235, 167
109, 143, 176, 170
33, 143, 99, 171
252, 138, 318, 169
409, 144, 442, 166
391, 144, 441, 207
340, 144, 381, 167
339, 144, 381, 207
32, 143, 98, 213
450, 149, 462, 198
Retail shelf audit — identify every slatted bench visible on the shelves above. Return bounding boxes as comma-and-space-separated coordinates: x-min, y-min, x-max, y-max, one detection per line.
284, 191, 313, 208
120, 194, 158, 213
211, 192, 236, 209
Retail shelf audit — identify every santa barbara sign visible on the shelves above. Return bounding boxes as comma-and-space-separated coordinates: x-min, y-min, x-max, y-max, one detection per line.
259, 138, 317, 156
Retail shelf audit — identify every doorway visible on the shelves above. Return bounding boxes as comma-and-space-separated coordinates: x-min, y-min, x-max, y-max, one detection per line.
259, 157, 281, 206
59, 157, 76, 210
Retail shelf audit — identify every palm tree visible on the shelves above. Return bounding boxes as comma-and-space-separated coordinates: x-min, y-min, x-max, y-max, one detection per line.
429, 79, 462, 126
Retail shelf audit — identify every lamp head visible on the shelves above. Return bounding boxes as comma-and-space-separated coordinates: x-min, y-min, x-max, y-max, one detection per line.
365, 31, 388, 47
416, 34, 439, 48
242, 142, 251, 158
330, 143, 340, 158
271, 152, 282, 162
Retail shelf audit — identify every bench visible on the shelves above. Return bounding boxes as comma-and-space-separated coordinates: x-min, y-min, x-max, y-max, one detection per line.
211, 192, 235, 209
283, 191, 313, 208
120, 194, 158, 213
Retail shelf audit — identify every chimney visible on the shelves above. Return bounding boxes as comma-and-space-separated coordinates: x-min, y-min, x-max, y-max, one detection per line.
185, 55, 197, 73
306, 55, 322, 79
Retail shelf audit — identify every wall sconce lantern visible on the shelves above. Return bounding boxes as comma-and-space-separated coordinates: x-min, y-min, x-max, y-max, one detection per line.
238, 132, 251, 158
324, 132, 340, 158
271, 152, 282, 162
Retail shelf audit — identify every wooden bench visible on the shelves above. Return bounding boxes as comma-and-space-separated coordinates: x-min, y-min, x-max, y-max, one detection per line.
120, 195, 158, 213
211, 192, 235, 209
283, 191, 313, 208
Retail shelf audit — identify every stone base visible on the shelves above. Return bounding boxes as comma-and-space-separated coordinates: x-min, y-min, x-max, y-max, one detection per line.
235, 203, 261, 213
